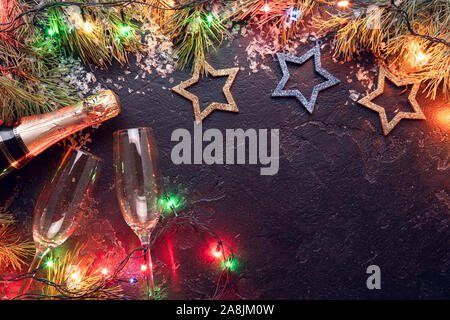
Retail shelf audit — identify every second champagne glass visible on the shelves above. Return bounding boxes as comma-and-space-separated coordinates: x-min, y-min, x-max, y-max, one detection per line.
113, 127, 163, 299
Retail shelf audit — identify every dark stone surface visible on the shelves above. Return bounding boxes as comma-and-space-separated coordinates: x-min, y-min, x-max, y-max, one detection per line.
1, 33, 449, 299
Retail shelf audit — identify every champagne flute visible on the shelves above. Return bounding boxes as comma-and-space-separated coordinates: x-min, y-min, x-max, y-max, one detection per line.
18, 146, 101, 296
113, 127, 163, 299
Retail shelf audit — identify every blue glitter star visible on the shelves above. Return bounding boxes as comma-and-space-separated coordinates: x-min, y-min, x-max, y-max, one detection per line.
272, 44, 340, 114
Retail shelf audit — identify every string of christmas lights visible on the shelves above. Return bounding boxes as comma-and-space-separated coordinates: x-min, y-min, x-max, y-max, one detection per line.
0, 204, 236, 300
0, 0, 448, 47
0, 0, 211, 33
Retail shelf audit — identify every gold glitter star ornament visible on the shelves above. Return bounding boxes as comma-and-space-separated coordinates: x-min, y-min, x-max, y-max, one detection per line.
172, 62, 239, 123
357, 66, 425, 135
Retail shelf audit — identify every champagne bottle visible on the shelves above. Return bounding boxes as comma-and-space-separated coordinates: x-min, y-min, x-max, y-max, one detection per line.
0, 90, 120, 179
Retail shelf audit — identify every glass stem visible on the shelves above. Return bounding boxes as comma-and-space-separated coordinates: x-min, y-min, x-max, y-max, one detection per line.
143, 245, 155, 300
17, 247, 49, 297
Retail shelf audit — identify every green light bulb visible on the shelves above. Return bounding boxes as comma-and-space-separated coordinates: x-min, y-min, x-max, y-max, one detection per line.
222, 258, 238, 272
120, 25, 132, 37
207, 13, 213, 25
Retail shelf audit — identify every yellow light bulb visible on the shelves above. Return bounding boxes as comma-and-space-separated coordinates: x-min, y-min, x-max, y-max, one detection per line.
435, 108, 450, 128
407, 40, 429, 68
415, 51, 427, 65
337, 0, 349, 7
70, 272, 81, 281
83, 21, 94, 33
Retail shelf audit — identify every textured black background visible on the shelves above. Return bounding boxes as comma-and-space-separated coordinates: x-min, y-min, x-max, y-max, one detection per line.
1, 33, 449, 299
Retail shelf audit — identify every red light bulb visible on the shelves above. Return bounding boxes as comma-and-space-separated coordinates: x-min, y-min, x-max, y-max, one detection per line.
212, 244, 222, 258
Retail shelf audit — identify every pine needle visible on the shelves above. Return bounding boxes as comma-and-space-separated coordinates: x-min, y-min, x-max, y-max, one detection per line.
0, 213, 14, 224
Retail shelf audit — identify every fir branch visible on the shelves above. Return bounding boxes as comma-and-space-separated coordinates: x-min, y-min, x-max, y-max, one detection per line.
315, 0, 450, 100
388, 0, 450, 48
0, 0, 76, 122
166, 6, 229, 71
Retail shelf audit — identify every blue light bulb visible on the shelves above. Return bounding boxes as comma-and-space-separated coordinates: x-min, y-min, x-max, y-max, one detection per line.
129, 278, 137, 284
290, 8, 298, 22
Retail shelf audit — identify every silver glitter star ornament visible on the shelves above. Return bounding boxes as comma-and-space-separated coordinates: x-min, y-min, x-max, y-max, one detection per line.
272, 43, 340, 114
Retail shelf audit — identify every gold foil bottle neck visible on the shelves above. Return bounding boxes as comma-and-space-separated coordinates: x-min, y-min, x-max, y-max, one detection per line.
83, 90, 121, 124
